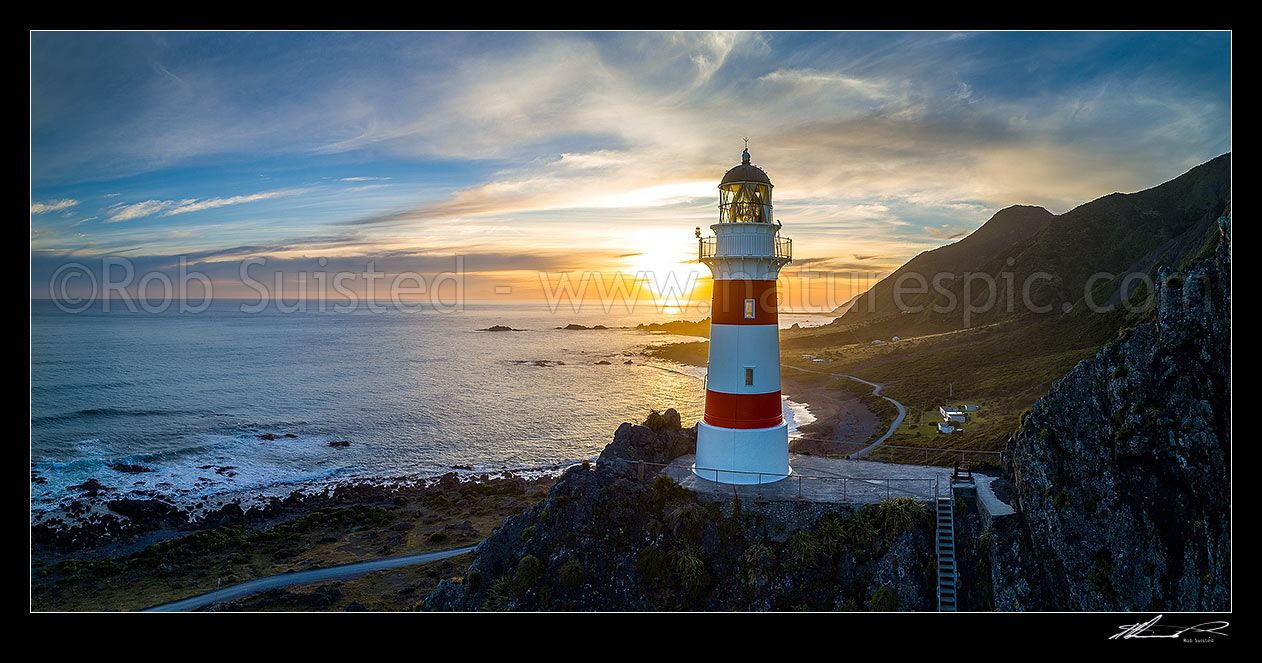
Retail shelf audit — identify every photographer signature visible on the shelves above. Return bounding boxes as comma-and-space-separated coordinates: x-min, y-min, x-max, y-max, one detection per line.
1110, 615, 1229, 640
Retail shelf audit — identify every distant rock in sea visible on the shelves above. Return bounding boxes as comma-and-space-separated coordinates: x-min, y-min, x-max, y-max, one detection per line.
109, 463, 154, 474
328, 440, 351, 448
480, 325, 524, 332
557, 324, 608, 330
68, 478, 109, 496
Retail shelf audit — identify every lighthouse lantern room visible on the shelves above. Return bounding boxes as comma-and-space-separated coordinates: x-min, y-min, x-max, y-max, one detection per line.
695, 147, 792, 484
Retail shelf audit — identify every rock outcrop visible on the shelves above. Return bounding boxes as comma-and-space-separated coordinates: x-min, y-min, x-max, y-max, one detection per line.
424, 409, 936, 611
992, 214, 1231, 611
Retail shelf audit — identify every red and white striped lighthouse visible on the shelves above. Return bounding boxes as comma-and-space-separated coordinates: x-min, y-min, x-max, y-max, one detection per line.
695, 147, 792, 484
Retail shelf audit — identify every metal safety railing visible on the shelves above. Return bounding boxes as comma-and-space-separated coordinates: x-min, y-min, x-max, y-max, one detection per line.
697, 235, 792, 262
595, 457, 949, 504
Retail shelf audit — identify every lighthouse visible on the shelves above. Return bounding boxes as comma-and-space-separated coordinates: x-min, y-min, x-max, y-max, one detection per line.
695, 147, 792, 484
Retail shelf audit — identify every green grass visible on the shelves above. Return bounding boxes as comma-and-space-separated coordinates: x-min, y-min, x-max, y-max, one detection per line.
784, 316, 1108, 464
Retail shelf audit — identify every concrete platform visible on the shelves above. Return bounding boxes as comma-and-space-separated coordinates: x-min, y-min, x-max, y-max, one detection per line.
974, 473, 1015, 517
661, 453, 956, 504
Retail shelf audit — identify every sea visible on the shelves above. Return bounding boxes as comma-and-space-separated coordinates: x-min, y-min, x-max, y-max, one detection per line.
30, 299, 832, 517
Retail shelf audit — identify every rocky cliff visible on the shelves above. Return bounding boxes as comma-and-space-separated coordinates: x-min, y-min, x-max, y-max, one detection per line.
424, 409, 937, 611
991, 214, 1231, 611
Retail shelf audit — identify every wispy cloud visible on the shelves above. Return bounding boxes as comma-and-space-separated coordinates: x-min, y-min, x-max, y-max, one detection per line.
30, 199, 77, 214
105, 189, 304, 222
164, 190, 303, 216
106, 199, 174, 222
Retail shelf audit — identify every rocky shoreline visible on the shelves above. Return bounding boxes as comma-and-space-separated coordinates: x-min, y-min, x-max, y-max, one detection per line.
31, 465, 567, 561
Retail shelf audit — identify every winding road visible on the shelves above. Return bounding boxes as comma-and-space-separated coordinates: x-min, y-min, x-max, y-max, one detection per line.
781, 364, 907, 458
142, 545, 477, 612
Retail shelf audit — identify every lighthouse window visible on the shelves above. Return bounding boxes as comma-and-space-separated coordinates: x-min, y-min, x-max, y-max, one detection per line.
745, 367, 754, 386
744, 298, 756, 319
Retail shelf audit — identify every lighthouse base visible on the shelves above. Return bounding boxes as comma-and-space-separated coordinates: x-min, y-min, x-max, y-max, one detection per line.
693, 421, 790, 485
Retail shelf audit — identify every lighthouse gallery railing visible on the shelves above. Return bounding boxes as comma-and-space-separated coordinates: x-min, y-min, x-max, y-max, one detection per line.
698, 235, 792, 261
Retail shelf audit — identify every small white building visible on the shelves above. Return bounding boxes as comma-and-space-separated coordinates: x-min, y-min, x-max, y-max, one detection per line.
962, 404, 979, 412
940, 406, 966, 423
937, 423, 956, 434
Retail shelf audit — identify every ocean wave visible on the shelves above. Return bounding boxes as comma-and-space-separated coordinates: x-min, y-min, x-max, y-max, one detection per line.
31, 407, 214, 426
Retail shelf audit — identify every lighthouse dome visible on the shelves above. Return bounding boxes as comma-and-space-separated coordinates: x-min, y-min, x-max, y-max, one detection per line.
720, 157, 772, 186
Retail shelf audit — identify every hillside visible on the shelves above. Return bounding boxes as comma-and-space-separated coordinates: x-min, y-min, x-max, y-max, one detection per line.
776, 154, 1231, 461
826, 153, 1230, 340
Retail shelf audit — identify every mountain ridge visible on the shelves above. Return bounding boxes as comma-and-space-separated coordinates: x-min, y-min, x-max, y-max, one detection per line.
830, 153, 1230, 340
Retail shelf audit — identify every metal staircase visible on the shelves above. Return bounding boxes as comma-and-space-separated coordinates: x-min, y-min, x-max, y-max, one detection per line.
936, 495, 957, 611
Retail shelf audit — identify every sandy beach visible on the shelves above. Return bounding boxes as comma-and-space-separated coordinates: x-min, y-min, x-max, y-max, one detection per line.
780, 369, 878, 456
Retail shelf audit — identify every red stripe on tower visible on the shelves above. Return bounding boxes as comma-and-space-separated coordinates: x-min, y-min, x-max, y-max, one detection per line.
703, 389, 784, 429
710, 279, 778, 325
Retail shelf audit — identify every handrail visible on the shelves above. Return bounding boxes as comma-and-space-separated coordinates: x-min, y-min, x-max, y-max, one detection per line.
697, 236, 792, 261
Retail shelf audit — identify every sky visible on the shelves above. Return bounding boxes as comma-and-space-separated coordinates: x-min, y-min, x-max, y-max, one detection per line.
30, 31, 1232, 313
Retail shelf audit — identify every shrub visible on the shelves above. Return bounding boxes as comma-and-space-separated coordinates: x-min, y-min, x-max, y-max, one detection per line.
815, 514, 846, 556
513, 555, 543, 597
665, 502, 707, 542
672, 543, 714, 601
636, 545, 670, 582
870, 585, 899, 611
743, 542, 776, 593
559, 559, 585, 588
520, 526, 538, 543
648, 475, 694, 513
875, 497, 930, 537
787, 531, 821, 569
464, 569, 485, 594
483, 576, 513, 611
643, 409, 670, 432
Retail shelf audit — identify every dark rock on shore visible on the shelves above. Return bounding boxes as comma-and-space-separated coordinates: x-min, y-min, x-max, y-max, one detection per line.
597, 409, 695, 473
106, 498, 183, 524
594, 360, 612, 365
32, 468, 551, 557
68, 479, 109, 496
